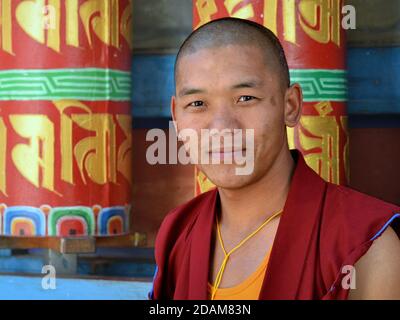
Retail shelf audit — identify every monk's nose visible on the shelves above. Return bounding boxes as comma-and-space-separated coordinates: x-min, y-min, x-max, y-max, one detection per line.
208, 103, 241, 132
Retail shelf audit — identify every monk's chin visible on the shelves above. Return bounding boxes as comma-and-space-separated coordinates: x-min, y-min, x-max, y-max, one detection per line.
199, 165, 257, 190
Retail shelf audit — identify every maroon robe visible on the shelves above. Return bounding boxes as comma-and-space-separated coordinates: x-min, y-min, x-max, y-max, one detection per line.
149, 149, 400, 300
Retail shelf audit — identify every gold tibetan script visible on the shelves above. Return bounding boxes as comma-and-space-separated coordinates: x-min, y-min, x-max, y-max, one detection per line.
54, 100, 132, 186
0, 101, 132, 197
223, 0, 255, 19
298, 0, 341, 45
80, 0, 120, 48
0, 0, 133, 54
10, 115, 55, 192
297, 102, 344, 184
195, 0, 255, 28
194, 0, 341, 46
73, 113, 117, 185
264, 0, 341, 45
116, 114, 132, 183
0, 0, 13, 54
195, 0, 218, 28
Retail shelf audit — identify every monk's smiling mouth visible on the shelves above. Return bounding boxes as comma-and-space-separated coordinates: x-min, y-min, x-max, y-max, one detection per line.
208, 148, 247, 162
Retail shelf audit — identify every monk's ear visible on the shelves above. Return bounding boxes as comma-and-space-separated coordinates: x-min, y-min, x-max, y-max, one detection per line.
284, 83, 303, 128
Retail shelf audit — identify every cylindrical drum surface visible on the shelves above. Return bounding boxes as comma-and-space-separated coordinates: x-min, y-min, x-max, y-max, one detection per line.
0, 0, 133, 237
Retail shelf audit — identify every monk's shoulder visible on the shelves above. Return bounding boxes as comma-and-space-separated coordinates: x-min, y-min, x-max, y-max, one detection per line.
321, 182, 400, 248
318, 183, 400, 297
349, 226, 400, 299
324, 183, 400, 226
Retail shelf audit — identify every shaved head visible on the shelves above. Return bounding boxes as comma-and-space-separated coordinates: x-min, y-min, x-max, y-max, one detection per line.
174, 17, 290, 89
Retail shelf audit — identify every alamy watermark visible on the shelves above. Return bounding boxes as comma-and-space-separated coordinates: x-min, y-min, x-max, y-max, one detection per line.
41, 264, 56, 290
341, 265, 356, 290
146, 121, 255, 176
342, 5, 357, 30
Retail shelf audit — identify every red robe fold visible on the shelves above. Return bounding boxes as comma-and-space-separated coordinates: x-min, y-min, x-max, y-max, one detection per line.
150, 149, 400, 300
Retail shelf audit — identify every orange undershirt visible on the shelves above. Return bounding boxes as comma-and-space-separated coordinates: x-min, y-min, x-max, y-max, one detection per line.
207, 250, 271, 300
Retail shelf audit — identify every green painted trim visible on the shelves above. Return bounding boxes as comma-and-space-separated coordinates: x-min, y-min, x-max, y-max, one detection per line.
0, 68, 131, 101
290, 69, 347, 102
0, 68, 345, 103
48, 206, 95, 236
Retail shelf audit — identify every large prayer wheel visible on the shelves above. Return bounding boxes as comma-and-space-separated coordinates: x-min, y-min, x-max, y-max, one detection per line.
0, 0, 133, 237
193, 0, 349, 194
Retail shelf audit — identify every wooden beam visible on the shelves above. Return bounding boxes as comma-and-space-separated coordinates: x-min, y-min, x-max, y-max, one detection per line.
0, 232, 147, 253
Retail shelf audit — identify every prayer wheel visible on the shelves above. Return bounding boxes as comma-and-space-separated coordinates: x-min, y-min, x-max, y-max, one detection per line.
193, 0, 349, 194
0, 0, 133, 237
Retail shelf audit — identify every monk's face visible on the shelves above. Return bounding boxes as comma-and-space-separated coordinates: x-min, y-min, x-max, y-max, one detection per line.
172, 44, 300, 189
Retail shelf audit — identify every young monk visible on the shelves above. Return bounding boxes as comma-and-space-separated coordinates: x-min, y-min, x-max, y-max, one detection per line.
149, 17, 400, 300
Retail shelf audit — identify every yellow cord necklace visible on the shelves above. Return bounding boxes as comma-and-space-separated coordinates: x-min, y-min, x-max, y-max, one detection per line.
210, 209, 283, 300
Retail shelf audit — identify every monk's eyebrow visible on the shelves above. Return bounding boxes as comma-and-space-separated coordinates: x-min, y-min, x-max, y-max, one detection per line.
177, 80, 263, 97
231, 80, 263, 90
178, 87, 206, 97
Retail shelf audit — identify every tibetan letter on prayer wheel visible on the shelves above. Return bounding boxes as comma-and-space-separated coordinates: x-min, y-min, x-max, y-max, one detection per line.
0, 0, 133, 237
193, 0, 349, 195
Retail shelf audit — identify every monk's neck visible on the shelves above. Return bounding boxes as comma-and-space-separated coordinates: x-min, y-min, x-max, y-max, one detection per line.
217, 149, 295, 234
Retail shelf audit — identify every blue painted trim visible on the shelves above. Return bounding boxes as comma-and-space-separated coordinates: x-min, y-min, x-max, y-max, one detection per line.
347, 47, 400, 115
131, 48, 400, 123
370, 213, 400, 241
0, 256, 45, 274
98, 207, 126, 235
4, 207, 46, 236
132, 54, 175, 118
0, 249, 12, 257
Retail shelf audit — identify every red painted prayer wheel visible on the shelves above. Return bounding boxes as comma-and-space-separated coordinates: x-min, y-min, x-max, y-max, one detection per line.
193, 0, 349, 194
0, 0, 133, 237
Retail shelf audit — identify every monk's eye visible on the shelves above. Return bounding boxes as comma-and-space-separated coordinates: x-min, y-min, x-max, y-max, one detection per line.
238, 95, 256, 103
188, 101, 204, 108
